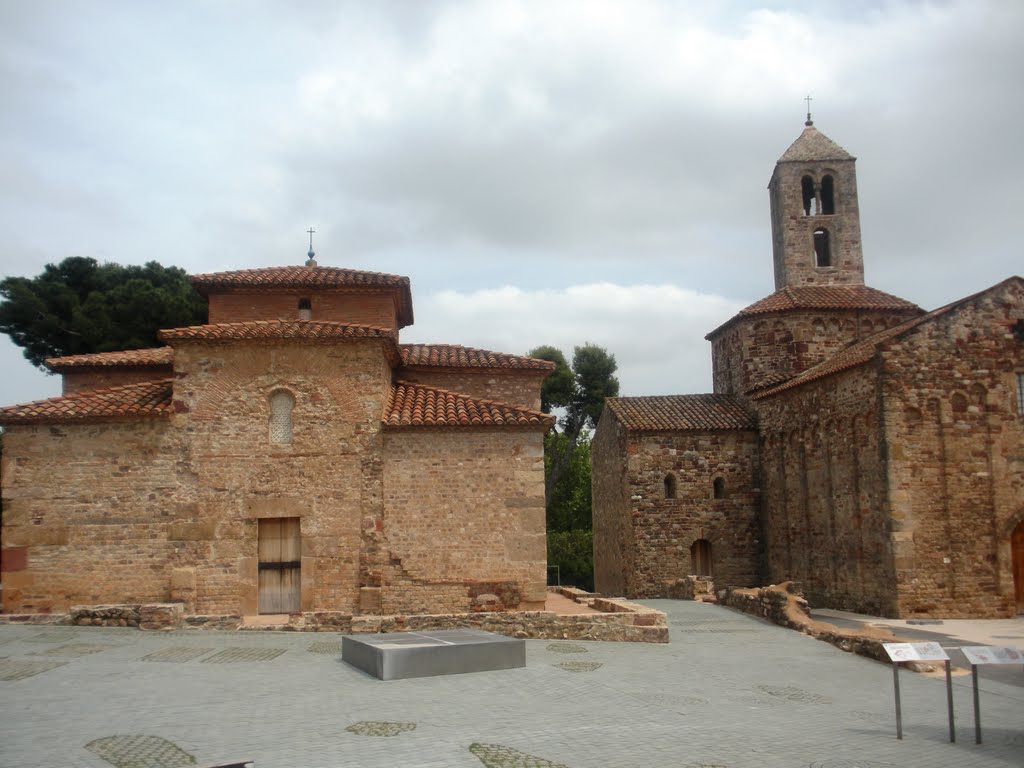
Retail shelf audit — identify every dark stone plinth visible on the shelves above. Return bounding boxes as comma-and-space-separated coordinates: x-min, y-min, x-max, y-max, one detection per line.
341, 629, 526, 680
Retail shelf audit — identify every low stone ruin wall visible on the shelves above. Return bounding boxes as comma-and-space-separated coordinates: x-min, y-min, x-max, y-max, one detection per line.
1, 597, 668, 643
721, 582, 913, 666
663, 576, 716, 601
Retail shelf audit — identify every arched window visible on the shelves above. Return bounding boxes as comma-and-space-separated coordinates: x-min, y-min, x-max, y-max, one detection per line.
821, 175, 835, 214
713, 477, 725, 500
269, 390, 295, 444
813, 228, 831, 267
664, 474, 677, 500
801, 175, 816, 216
297, 297, 312, 321
691, 539, 712, 577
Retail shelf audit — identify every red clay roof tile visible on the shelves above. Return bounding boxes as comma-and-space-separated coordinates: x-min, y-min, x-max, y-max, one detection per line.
45, 347, 173, 371
0, 380, 173, 425
706, 285, 922, 339
384, 381, 553, 430
158, 320, 395, 343
189, 265, 414, 327
606, 394, 757, 431
399, 344, 555, 371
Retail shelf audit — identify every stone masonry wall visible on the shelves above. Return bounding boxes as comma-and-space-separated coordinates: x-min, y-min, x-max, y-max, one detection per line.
207, 291, 398, 330
380, 430, 548, 614
620, 429, 762, 597
880, 280, 1023, 618
1, 418, 186, 613
170, 339, 394, 615
710, 308, 920, 395
755, 365, 896, 615
397, 369, 545, 411
591, 410, 630, 596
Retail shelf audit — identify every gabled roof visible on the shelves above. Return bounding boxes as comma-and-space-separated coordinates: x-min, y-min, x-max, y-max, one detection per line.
399, 344, 555, 372
159, 320, 394, 343
706, 285, 922, 339
778, 123, 854, 163
0, 380, 173, 425
752, 276, 1024, 399
384, 381, 553, 430
605, 394, 757, 432
46, 347, 173, 372
189, 265, 414, 327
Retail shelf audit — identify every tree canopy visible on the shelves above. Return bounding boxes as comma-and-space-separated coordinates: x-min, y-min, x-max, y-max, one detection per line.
0, 257, 206, 368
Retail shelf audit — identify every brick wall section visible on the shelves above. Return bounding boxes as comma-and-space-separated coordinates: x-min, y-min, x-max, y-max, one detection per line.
207, 291, 398, 330
755, 365, 896, 615
1, 419, 186, 613
879, 280, 1023, 618
397, 369, 546, 410
380, 430, 547, 613
710, 308, 919, 395
62, 368, 171, 395
591, 411, 630, 596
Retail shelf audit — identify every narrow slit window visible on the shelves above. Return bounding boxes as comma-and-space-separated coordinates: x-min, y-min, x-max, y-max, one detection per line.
813, 228, 831, 267
713, 477, 725, 499
664, 474, 677, 500
801, 175, 816, 216
821, 175, 835, 214
269, 390, 295, 444
1017, 373, 1024, 416
298, 297, 312, 321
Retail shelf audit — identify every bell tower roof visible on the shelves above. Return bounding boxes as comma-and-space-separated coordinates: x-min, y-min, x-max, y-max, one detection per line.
778, 122, 855, 163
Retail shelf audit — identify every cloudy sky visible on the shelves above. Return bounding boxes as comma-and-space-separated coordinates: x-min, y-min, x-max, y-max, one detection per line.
1, 0, 1021, 407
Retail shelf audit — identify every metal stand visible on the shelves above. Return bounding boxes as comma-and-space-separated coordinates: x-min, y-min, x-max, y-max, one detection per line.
892, 662, 903, 740
944, 659, 955, 743
971, 664, 981, 744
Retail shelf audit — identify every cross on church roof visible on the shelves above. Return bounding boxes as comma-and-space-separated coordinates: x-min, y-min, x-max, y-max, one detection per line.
805, 94, 813, 126
306, 227, 317, 267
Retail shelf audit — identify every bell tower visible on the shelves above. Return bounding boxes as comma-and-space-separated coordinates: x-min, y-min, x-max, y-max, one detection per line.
768, 117, 864, 289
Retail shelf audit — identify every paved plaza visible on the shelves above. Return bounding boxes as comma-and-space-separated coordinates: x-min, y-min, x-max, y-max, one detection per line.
0, 600, 1021, 768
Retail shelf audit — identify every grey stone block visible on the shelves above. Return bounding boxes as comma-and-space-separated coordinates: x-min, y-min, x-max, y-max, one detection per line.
341, 629, 525, 680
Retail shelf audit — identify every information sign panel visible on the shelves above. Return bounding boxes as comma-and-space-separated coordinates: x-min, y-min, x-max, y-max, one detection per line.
882, 642, 949, 662
960, 646, 1022, 666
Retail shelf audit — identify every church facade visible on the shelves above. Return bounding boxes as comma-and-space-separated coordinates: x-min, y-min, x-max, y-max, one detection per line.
0, 263, 554, 617
593, 121, 1024, 618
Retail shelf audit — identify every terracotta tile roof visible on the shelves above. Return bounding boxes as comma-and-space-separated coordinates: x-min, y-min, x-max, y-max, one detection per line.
159, 320, 396, 344
45, 347, 173, 371
606, 394, 757, 431
384, 381, 554, 430
399, 344, 556, 371
0, 380, 173, 425
778, 124, 854, 163
706, 285, 922, 339
189, 265, 414, 327
752, 276, 1024, 399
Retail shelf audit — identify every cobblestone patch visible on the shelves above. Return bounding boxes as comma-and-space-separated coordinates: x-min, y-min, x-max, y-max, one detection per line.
22, 631, 78, 643
307, 640, 343, 655
34, 643, 115, 658
848, 710, 887, 724
640, 692, 709, 708
469, 742, 570, 768
808, 761, 896, 768
344, 721, 416, 737
85, 734, 196, 768
545, 643, 588, 654
141, 647, 214, 663
554, 661, 602, 673
686, 763, 729, 767
757, 685, 831, 705
199, 647, 286, 663
0, 658, 68, 681
673, 628, 760, 634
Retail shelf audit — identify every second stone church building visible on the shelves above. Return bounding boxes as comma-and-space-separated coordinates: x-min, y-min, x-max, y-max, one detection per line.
0, 261, 555, 617
593, 120, 1024, 619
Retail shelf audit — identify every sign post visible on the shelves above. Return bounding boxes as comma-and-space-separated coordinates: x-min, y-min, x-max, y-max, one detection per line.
959, 645, 1024, 744
882, 642, 954, 742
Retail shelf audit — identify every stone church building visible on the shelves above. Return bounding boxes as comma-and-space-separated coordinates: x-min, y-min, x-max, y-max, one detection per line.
0, 262, 555, 617
593, 121, 1024, 618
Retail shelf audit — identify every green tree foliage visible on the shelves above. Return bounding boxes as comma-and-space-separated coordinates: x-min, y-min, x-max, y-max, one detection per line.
530, 343, 618, 591
0, 257, 206, 368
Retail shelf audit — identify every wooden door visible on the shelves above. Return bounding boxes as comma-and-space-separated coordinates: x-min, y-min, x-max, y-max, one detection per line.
258, 518, 301, 614
1013, 521, 1024, 614
691, 539, 712, 577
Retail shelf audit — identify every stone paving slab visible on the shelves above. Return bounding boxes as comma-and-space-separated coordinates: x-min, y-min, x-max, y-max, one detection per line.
0, 600, 1020, 767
